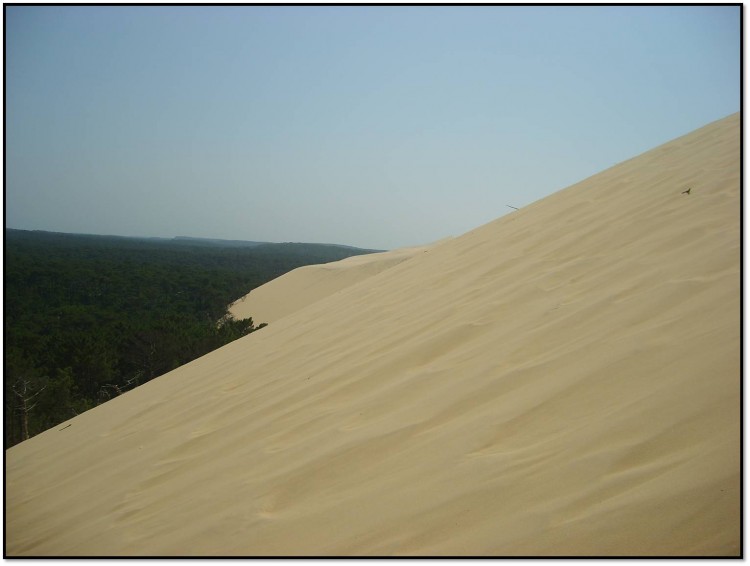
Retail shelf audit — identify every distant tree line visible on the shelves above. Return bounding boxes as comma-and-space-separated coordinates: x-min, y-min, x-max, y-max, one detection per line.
4, 230, 376, 448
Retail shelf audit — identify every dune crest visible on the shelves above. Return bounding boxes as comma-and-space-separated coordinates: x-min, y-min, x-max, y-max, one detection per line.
6, 113, 740, 556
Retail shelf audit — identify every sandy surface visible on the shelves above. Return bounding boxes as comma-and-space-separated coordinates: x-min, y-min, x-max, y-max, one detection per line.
5, 113, 740, 556
228, 243, 434, 324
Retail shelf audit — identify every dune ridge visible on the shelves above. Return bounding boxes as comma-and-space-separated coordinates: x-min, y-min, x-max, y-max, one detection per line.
5, 113, 740, 556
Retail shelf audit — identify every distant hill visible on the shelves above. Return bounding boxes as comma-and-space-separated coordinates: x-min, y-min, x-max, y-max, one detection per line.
5, 229, 382, 253
171, 236, 267, 247
172, 236, 382, 252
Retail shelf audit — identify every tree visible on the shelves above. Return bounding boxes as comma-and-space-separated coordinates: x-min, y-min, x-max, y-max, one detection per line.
4, 229, 367, 447
35, 367, 82, 429
11, 377, 47, 442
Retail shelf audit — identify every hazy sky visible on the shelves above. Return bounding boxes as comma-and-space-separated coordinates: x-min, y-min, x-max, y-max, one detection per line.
6, 6, 740, 250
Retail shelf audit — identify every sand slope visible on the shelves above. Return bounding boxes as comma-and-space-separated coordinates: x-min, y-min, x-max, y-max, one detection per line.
228, 244, 433, 324
5, 113, 740, 556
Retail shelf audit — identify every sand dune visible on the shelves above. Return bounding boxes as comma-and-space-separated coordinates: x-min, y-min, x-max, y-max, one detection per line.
228, 243, 434, 324
5, 113, 740, 556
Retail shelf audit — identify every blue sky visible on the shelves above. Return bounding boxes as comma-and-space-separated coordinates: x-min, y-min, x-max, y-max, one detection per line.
5, 6, 740, 250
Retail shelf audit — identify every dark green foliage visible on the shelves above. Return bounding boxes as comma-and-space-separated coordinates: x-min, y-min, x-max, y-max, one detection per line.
4, 229, 377, 447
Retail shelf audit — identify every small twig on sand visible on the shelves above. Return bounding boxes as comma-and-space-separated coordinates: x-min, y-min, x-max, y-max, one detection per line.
59, 424, 72, 431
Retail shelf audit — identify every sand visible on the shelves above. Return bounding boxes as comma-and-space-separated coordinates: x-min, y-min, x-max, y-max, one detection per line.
228, 243, 434, 324
5, 113, 740, 556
